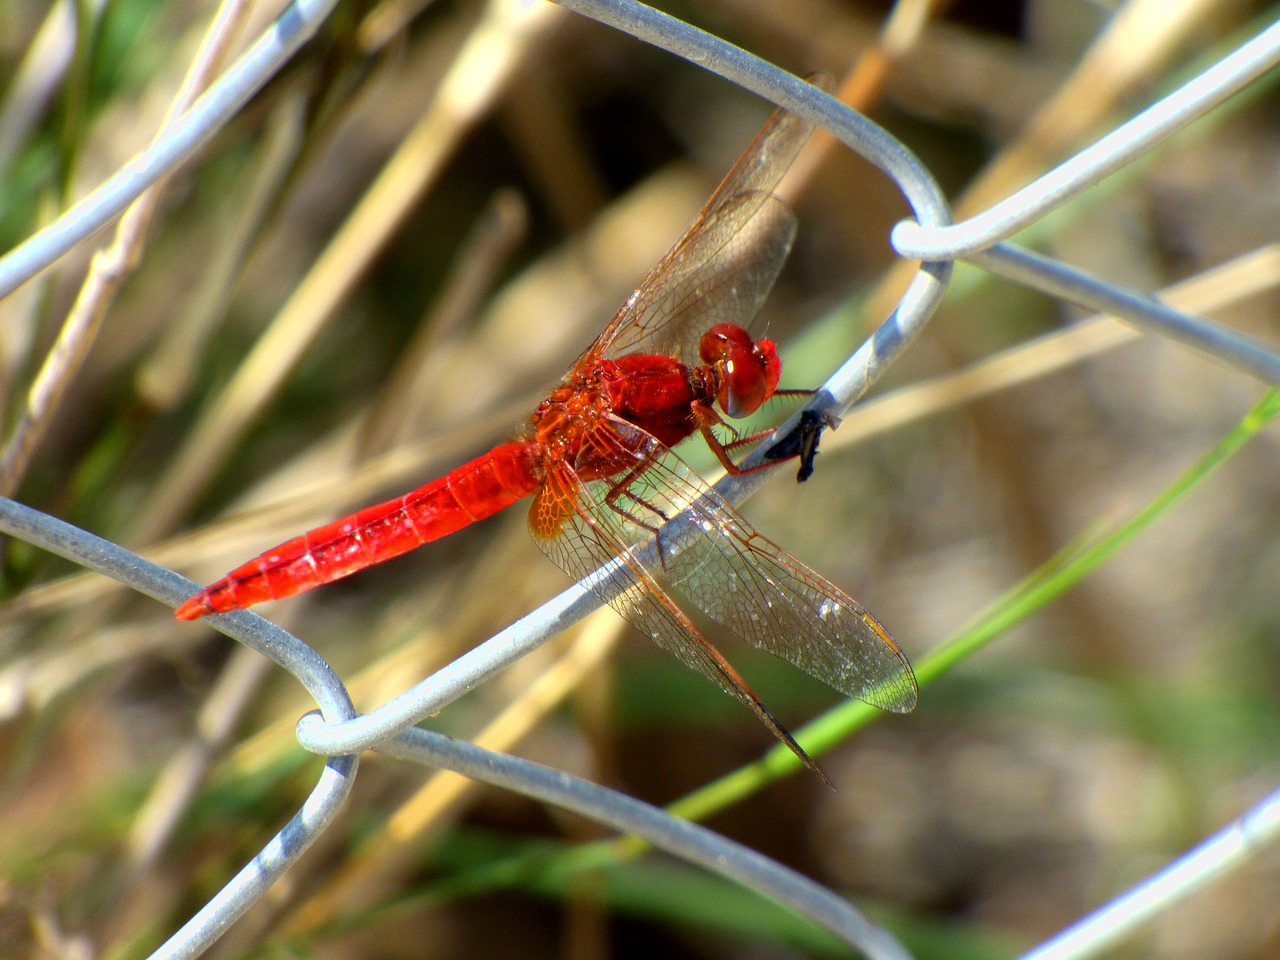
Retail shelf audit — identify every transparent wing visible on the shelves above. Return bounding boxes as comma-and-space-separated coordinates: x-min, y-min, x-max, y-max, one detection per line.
527, 441, 831, 773
532, 418, 917, 714
584, 86, 821, 365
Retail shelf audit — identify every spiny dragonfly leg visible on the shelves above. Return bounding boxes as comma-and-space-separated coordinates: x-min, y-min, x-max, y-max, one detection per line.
693, 401, 787, 477
604, 459, 677, 571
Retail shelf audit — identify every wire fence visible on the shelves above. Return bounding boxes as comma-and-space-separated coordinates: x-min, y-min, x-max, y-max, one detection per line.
1, 0, 1279, 957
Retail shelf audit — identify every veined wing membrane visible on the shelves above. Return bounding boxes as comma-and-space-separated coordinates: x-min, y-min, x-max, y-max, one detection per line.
528, 448, 827, 773
591, 94, 817, 364
564, 419, 918, 713
606, 195, 797, 366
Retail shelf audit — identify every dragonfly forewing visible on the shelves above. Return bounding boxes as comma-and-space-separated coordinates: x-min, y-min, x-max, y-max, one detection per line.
591, 92, 818, 363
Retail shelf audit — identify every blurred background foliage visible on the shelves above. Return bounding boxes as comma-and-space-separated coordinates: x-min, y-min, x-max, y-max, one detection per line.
1, 0, 1279, 957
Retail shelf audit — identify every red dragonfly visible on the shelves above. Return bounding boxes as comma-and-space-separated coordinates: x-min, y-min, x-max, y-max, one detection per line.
177, 100, 918, 777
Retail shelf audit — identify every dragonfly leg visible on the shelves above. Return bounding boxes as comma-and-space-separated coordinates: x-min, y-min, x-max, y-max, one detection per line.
603, 457, 679, 571
693, 401, 790, 477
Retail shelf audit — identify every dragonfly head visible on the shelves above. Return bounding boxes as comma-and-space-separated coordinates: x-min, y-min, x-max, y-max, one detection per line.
700, 323, 781, 419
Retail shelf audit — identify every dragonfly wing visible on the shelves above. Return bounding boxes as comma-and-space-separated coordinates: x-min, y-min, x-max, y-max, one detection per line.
608, 196, 797, 365
528, 448, 825, 772
572, 419, 918, 713
589, 88, 819, 363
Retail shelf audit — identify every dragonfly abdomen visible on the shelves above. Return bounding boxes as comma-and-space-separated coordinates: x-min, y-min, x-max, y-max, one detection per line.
174, 441, 542, 619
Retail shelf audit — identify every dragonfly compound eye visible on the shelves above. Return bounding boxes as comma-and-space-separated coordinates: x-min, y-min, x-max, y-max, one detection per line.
702, 327, 781, 418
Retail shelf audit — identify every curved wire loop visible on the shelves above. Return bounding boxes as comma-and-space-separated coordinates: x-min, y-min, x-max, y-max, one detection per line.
890, 19, 1280, 261
0, 498, 360, 960
888, 15, 1280, 384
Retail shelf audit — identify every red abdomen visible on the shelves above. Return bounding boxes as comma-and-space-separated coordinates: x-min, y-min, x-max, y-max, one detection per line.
175, 442, 542, 619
